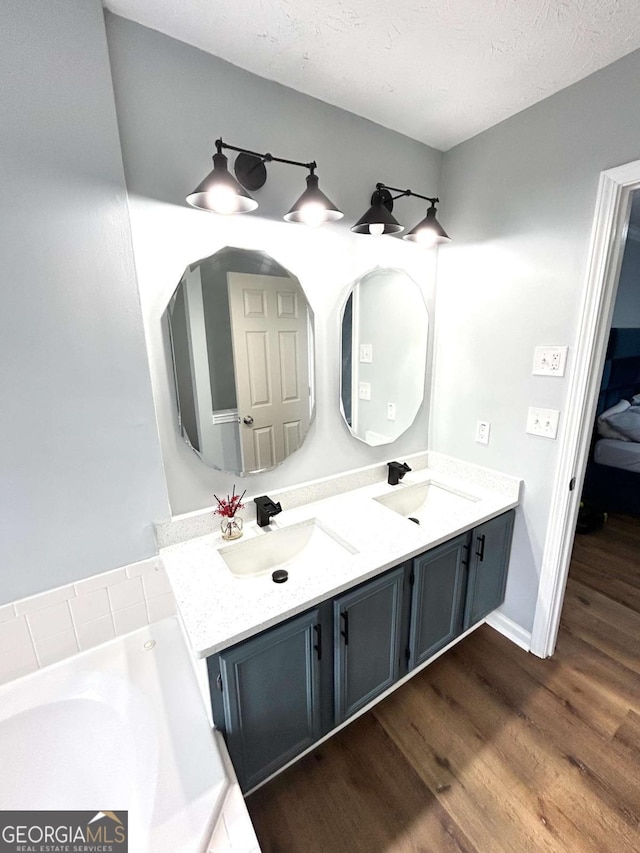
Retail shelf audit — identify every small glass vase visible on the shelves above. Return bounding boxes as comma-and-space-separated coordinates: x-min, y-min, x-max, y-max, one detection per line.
220, 516, 243, 541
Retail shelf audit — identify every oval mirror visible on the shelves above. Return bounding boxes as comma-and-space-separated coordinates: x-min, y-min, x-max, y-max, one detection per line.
340, 267, 428, 445
167, 247, 315, 475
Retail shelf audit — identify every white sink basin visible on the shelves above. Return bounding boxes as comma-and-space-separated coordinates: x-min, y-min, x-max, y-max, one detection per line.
219, 518, 358, 579
373, 481, 479, 525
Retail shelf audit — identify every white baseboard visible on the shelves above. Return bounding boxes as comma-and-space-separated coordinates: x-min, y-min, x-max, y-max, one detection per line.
485, 610, 532, 652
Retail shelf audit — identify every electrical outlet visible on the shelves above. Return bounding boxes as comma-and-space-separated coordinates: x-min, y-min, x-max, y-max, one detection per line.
359, 344, 373, 363
358, 382, 371, 401
387, 402, 396, 421
533, 346, 568, 376
526, 407, 560, 439
475, 421, 490, 445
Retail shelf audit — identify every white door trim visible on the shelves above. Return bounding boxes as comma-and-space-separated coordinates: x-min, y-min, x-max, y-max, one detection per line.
530, 159, 640, 658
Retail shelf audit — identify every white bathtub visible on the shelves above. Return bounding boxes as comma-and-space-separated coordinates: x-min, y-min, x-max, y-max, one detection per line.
0, 617, 254, 852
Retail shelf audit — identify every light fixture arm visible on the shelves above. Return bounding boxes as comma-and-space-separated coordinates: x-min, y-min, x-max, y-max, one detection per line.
216, 138, 316, 174
376, 182, 438, 206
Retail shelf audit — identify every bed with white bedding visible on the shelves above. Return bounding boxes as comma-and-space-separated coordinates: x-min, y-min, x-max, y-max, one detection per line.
594, 437, 640, 473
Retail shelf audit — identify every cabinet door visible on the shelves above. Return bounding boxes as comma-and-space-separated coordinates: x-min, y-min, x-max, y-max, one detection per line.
334, 566, 406, 724
408, 534, 468, 670
216, 608, 324, 791
463, 509, 515, 630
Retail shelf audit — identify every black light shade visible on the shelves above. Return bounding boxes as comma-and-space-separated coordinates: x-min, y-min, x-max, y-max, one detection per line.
186, 150, 258, 214
351, 190, 404, 235
284, 173, 344, 227
403, 203, 450, 246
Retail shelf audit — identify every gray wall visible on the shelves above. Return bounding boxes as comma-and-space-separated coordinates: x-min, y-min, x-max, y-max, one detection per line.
0, 0, 169, 604
105, 14, 442, 515
11, 1, 638, 640
170, 286, 200, 451
436, 47, 640, 632
201, 264, 236, 412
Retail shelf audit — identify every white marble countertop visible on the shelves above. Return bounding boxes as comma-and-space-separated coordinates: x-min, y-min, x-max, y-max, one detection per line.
162, 459, 522, 659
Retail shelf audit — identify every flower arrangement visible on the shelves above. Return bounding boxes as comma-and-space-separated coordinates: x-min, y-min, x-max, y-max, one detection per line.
214, 486, 246, 540
214, 486, 246, 518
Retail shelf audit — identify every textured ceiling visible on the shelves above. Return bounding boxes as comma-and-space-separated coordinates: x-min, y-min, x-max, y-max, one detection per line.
105, 0, 640, 150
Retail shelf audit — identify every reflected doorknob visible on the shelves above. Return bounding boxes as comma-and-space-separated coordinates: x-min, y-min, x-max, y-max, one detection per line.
243, 415, 254, 425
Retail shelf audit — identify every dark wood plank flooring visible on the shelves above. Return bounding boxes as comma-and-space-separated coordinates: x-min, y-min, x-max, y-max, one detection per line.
246, 514, 640, 852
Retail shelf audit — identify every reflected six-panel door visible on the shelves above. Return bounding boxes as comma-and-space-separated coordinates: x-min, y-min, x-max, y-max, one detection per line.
228, 272, 311, 472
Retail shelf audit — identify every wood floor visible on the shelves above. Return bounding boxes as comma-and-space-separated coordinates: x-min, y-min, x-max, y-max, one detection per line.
246, 514, 640, 852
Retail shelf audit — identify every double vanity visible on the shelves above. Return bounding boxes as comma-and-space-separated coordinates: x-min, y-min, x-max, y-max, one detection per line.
162, 455, 521, 793
160, 244, 521, 799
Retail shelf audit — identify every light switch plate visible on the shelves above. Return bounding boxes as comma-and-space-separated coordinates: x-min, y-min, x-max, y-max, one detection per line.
533, 346, 568, 376
387, 402, 396, 421
358, 382, 371, 401
526, 407, 560, 439
359, 344, 373, 363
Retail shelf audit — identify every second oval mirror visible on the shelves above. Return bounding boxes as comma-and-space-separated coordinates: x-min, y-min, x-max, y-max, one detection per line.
340, 267, 428, 446
168, 247, 315, 475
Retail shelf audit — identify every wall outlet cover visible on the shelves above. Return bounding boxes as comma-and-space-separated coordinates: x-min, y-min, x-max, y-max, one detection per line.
475, 420, 490, 445
387, 402, 396, 421
533, 346, 568, 376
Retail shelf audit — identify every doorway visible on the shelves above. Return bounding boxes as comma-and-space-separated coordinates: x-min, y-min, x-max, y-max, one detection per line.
530, 159, 640, 659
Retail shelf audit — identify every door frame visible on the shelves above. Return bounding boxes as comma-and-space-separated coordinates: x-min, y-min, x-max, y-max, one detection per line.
530, 158, 640, 658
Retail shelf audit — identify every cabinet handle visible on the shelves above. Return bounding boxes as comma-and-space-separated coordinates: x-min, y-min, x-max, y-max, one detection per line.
313, 624, 322, 660
341, 611, 349, 645
476, 534, 486, 561
462, 543, 470, 568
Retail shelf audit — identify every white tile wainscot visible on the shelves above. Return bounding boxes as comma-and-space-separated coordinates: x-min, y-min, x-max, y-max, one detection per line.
0, 558, 177, 685
0, 563, 260, 853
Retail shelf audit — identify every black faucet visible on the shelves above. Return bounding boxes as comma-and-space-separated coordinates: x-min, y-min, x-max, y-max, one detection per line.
387, 461, 411, 486
254, 495, 283, 527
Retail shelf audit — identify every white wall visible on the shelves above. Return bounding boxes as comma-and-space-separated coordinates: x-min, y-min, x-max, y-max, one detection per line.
105, 15, 442, 515
0, 0, 169, 604
436, 46, 640, 632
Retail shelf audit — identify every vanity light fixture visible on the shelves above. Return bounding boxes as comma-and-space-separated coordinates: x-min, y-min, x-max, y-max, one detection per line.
186, 140, 258, 215
352, 183, 451, 246
186, 138, 343, 227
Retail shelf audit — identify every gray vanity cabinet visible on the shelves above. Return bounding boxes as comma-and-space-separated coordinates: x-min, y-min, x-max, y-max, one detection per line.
408, 534, 468, 670
210, 607, 330, 792
207, 509, 515, 792
333, 565, 408, 723
463, 509, 515, 629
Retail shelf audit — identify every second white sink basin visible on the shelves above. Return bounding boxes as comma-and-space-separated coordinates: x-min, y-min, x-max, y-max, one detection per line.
219, 518, 358, 579
373, 481, 479, 525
